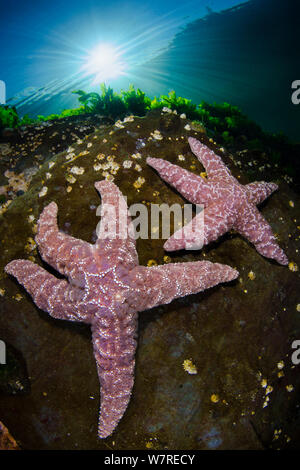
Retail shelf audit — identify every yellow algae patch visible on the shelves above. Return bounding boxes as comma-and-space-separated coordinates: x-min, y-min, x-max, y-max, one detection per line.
147, 259, 157, 267
210, 394, 219, 403
133, 177, 145, 189
25, 237, 36, 253
260, 378, 267, 388
145, 441, 154, 449
183, 359, 197, 375
102, 173, 114, 181
265, 385, 273, 395
131, 152, 142, 159
78, 150, 89, 157
273, 429, 282, 441
65, 174, 77, 184
288, 261, 298, 272
14, 293, 23, 302
96, 153, 105, 160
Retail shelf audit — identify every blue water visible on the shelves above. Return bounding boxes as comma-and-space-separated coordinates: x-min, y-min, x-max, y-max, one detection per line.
1, 0, 298, 141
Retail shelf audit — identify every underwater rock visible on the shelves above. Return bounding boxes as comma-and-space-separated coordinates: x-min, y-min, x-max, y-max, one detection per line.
0, 342, 30, 395
0, 114, 112, 193
0, 127, 22, 144
0, 109, 299, 450
158, 111, 181, 133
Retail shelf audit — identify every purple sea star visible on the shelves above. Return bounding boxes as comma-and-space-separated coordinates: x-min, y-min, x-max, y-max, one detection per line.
5, 180, 239, 438
147, 137, 288, 265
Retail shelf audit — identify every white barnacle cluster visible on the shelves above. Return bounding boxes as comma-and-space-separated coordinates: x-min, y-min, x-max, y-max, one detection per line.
38, 186, 48, 198
115, 115, 134, 130
70, 166, 85, 175
133, 176, 145, 189
114, 120, 125, 129
93, 154, 120, 181
149, 130, 163, 141
123, 160, 133, 169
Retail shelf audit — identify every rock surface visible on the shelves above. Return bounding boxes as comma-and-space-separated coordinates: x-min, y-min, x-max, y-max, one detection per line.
0, 109, 299, 450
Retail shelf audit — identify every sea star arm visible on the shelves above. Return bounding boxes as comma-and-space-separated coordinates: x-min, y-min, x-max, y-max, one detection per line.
5, 260, 86, 321
188, 137, 233, 181
35, 201, 93, 278
94, 180, 136, 243
245, 181, 278, 205
146, 157, 214, 205
129, 260, 238, 311
234, 204, 288, 265
92, 318, 137, 438
163, 201, 236, 252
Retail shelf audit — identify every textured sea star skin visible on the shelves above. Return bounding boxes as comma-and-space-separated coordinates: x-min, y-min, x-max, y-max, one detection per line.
5, 180, 239, 438
147, 137, 288, 265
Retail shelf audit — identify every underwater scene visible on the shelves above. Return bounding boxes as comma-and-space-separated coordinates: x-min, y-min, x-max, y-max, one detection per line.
0, 0, 299, 452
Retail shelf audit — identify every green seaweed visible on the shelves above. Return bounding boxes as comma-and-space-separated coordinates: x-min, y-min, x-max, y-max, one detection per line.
73, 84, 127, 119
0, 105, 19, 130
151, 90, 199, 120
121, 85, 152, 116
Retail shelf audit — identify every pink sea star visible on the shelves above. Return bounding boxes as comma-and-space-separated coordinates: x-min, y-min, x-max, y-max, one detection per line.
147, 137, 288, 265
5, 180, 239, 438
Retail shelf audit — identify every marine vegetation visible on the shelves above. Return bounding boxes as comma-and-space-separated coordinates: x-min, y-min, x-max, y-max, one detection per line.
0, 84, 297, 177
